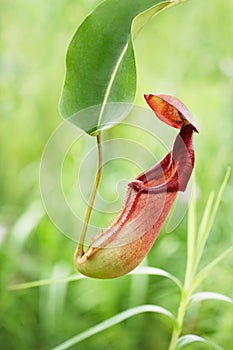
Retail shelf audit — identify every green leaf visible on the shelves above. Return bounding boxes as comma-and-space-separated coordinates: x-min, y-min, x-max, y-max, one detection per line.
189, 167, 232, 293
8, 274, 86, 291
60, 0, 173, 135
184, 175, 197, 288
50, 304, 176, 350
8, 265, 182, 291
177, 334, 222, 350
194, 167, 231, 270
189, 292, 233, 305
130, 266, 183, 290
196, 191, 215, 253
191, 245, 233, 292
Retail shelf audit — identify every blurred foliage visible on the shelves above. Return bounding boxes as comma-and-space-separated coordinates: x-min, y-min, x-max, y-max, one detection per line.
0, 0, 233, 349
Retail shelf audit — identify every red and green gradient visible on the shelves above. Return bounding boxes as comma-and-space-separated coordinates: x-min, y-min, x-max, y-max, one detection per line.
75, 94, 199, 279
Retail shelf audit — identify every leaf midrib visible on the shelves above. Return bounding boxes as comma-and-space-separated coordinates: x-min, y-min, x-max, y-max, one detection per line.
96, 41, 129, 130
96, 1, 173, 131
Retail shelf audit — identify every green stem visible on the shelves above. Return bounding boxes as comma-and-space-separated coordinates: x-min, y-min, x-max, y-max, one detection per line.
168, 167, 231, 349
184, 182, 197, 288
168, 179, 197, 350
74, 132, 103, 259
167, 290, 189, 350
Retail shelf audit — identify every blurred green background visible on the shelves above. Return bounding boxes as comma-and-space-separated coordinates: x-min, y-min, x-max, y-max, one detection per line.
1, 0, 233, 349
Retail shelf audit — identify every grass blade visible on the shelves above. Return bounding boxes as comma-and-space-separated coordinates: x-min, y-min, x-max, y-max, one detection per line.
196, 191, 215, 255
9, 265, 182, 291
191, 245, 233, 293
178, 334, 222, 350
184, 175, 197, 288
195, 167, 231, 271
130, 266, 183, 290
189, 292, 233, 305
50, 304, 176, 350
8, 274, 86, 291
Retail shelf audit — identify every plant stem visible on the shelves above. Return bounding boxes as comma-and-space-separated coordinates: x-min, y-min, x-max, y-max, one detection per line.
74, 132, 103, 259
184, 182, 197, 288
168, 180, 197, 350
167, 290, 189, 350
168, 168, 231, 349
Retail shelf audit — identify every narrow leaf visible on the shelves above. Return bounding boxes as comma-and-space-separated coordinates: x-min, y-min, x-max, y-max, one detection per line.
195, 191, 215, 266
8, 265, 182, 291
8, 274, 86, 291
189, 292, 233, 305
191, 245, 233, 292
195, 167, 231, 270
130, 266, 183, 290
60, 0, 173, 135
206, 167, 231, 234
178, 334, 222, 350
184, 175, 197, 287
50, 304, 176, 350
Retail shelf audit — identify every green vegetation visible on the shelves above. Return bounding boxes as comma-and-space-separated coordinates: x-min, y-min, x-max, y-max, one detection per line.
1, 0, 233, 349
